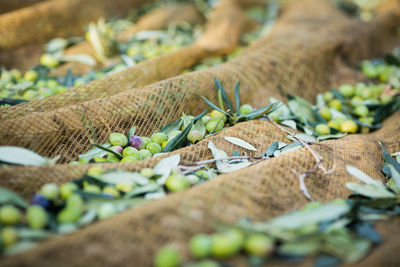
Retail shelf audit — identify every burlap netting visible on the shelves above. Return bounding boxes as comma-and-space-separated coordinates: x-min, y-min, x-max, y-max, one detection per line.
0, 0, 46, 15
0, 0, 252, 121
0, 0, 399, 162
0, 0, 400, 266
50, 2, 206, 76
0, 0, 154, 70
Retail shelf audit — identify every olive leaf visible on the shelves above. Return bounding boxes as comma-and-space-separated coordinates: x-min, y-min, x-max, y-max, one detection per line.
219, 161, 252, 173
0, 186, 29, 208
124, 184, 162, 199
380, 141, 400, 174
234, 81, 240, 114
78, 209, 97, 226
207, 141, 230, 172
61, 54, 97, 66
224, 136, 257, 151
98, 170, 149, 186
79, 143, 111, 160
17, 228, 52, 240
128, 126, 136, 139
280, 120, 297, 130
160, 118, 182, 135
346, 166, 395, 198
287, 133, 317, 143
201, 96, 230, 117
162, 121, 193, 153
388, 165, 400, 191
214, 77, 233, 112
288, 96, 316, 124
3, 241, 36, 256
265, 203, 350, 230
154, 154, 181, 184
317, 133, 347, 142
243, 102, 279, 121
264, 141, 279, 157
93, 144, 122, 160
0, 146, 49, 166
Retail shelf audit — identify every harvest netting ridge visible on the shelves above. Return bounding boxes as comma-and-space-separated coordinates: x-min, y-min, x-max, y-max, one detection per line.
0, 0, 400, 266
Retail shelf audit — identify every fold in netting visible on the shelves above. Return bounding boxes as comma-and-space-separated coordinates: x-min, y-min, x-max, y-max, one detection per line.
0, 0, 400, 266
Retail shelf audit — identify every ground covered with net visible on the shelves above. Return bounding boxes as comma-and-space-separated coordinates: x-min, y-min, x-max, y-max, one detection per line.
0, 0, 400, 266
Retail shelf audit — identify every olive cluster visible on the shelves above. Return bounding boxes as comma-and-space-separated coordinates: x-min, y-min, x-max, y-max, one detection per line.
155, 228, 273, 267
0, 165, 212, 250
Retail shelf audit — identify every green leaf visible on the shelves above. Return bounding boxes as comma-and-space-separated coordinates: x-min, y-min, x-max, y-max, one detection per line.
379, 142, 400, 174
317, 133, 347, 141
192, 118, 206, 137
78, 143, 111, 160
160, 118, 182, 134
264, 141, 279, 157
234, 81, 240, 114
162, 121, 193, 153
346, 183, 395, 199
217, 89, 225, 111
193, 109, 209, 122
287, 133, 317, 143
98, 170, 149, 186
4, 241, 36, 256
224, 136, 257, 151
214, 77, 233, 112
0, 146, 48, 166
201, 97, 230, 116
346, 166, 385, 187
280, 120, 297, 130
288, 97, 316, 124
219, 161, 252, 173
17, 228, 52, 240
93, 144, 122, 160
373, 95, 400, 124
124, 184, 161, 198
0, 187, 28, 208
388, 165, 400, 191
128, 126, 136, 139
279, 237, 321, 256
78, 209, 97, 226
153, 155, 181, 184
244, 102, 279, 120
61, 54, 97, 66
207, 141, 230, 172
266, 203, 350, 230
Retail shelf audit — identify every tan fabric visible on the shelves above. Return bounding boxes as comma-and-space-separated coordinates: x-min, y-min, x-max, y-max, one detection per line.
0, 0, 400, 266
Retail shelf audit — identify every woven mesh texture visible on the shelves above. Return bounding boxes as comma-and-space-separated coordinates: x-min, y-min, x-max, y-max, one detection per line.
0, 0, 47, 14
50, 2, 206, 76
0, 0, 250, 121
0, 0, 400, 266
0, 0, 153, 70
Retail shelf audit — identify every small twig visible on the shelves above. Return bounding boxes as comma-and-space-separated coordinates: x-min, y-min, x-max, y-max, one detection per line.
268, 118, 335, 201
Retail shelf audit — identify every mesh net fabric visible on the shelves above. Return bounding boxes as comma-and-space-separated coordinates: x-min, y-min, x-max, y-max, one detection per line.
0, 0, 153, 70
0, 0, 400, 266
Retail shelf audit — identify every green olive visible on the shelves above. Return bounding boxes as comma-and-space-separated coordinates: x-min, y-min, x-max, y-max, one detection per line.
340, 120, 358, 133
0, 205, 21, 225
97, 203, 116, 220
23, 70, 38, 81
318, 107, 331, 121
322, 91, 334, 102
210, 110, 227, 122
40, 183, 59, 200
187, 130, 205, 143
151, 132, 168, 145
244, 234, 274, 257
329, 99, 342, 110
211, 233, 240, 259
350, 96, 364, 107
66, 194, 84, 208
189, 234, 212, 259
1, 227, 18, 247
87, 166, 104, 177
201, 115, 212, 125
165, 175, 190, 192
103, 186, 121, 198
338, 84, 355, 97
109, 133, 128, 147
140, 168, 155, 178
40, 54, 59, 68
239, 104, 254, 115
315, 124, 331, 136
146, 143, 162, 154
60, 183, 78, 200
57, 207, 81, 223
26, 206, 48, 230
83, 184, 101, 194
122, 147, 141, 159
120, 156, 138, 163
115, 183, 133, 193
154, 247, 181, 267
206, 119, 224, 133
139, 149, 152, 159
354, 105, 369, 117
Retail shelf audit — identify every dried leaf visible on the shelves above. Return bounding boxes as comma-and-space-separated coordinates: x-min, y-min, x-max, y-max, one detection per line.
224, 136, 257, 151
